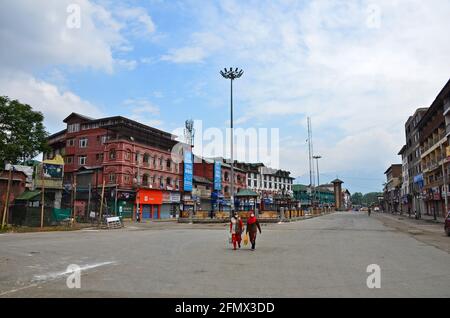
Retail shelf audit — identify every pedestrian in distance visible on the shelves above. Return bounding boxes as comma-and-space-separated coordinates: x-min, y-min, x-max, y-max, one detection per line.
368, 206, 371, 217
246, 212, 262, 251
230, 214, 243, 250
235, 214, 244, 248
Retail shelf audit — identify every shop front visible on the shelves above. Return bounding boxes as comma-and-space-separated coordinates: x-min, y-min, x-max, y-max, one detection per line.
136, 189, 163, 220
162, 191, 181, 219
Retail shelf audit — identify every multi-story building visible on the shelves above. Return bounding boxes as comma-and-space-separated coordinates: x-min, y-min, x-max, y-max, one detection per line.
383, 164, 402, 213
234, 162, 294, 199
398, 145, 409, 213
417, 80, 450, 218
46, 113, 184, 219
404, 107, 428, 216
193, 157, 246, 212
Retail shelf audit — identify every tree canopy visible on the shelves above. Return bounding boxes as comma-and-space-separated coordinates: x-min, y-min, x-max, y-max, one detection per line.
0, 96, 49, 165
351, 192, 383, 206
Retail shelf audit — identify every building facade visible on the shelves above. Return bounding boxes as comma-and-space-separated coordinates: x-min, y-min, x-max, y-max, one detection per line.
383, 164, 402, 213
403, 108, 428, 216
46, 113, 184, 219
417, 81, 450, 219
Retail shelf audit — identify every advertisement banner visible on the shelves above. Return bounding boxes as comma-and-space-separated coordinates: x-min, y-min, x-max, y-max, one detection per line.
183, 150, 193, 192
214, 161, 222, 191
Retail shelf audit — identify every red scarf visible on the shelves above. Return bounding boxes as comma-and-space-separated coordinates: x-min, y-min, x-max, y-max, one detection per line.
247, 216, 257, 224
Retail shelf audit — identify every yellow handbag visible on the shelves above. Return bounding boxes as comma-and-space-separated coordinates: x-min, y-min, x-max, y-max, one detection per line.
243, 233, 249, 246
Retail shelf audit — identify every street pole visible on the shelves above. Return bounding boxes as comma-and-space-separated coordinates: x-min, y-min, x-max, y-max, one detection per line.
1, 167, 13, 230
230, 78, 234, 217
99, 179, 105, 226
220, 67, 244, 219
441, 144, 448, 219
40, 165, 45, 229
313, 155, 322, 208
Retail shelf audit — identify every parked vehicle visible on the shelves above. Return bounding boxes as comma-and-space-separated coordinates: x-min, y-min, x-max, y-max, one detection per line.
374, 207, 380, 212
445, 212, 450, 237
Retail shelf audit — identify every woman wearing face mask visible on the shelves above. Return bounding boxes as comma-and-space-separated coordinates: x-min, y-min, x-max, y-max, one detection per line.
229, 214, 243, 250
246, 212, 262, 250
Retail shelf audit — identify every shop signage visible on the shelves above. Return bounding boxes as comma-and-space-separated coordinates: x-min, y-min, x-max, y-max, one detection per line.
170, 192, 181, 203
214, 161, 222, 191
183, 150, 193, 192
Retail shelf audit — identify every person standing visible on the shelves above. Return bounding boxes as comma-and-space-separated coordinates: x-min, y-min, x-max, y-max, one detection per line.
246, 213, 262, 250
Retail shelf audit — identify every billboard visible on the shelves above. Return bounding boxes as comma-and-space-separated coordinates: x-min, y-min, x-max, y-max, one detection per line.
214, 161, 222, 191
43, 163, 63, 179
183, 150, 193, 192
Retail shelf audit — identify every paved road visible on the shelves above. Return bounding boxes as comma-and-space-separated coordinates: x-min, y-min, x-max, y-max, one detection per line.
0, 212, 449, 297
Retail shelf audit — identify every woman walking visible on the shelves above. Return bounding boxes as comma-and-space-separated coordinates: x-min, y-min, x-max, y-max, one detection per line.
230, 214, 243, 250
246, 213, 262, 250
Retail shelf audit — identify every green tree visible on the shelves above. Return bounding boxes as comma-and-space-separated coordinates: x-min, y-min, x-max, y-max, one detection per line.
0, 96, 49, 165
351, 192, 363, 206
362, 192, 383, 206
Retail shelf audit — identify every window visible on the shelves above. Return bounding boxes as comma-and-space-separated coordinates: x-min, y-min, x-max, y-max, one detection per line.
166, 159, 171, 169
79, 138, 88, 148
159, 157, 163, 168
109, 173, 116, 183
248, 180, 252, 187
109, 149, 116, 160
254, 180, 257, 187
125, 150, 131, 161
124, 175, 131, 184
96, 153, 104, 162
79, 156, 87, 165
166, 177, 172, 186
224, 172, 229, 181
65, 156, 73, 164
68, 123, 80, 133
67, 139, 75, 147
101, 135, 107, 144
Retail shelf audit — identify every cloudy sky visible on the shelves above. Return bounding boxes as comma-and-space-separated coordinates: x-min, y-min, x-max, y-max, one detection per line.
1, 0, 450, 193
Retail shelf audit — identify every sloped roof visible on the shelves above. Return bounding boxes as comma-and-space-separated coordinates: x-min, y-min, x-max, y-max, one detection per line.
15, 191, 41, 201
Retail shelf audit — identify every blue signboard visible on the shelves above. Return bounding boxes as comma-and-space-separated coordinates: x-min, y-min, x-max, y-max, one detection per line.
214, 161, 222, 191
183, 150, 193, 192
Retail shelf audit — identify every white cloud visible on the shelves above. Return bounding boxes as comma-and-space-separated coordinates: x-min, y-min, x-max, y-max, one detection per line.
163, 0, 450, 189
0, 72, 103, 133
0, 0, 156, 73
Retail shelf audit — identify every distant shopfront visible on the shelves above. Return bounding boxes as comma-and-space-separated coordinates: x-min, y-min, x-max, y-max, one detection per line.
136, 189, 163, 219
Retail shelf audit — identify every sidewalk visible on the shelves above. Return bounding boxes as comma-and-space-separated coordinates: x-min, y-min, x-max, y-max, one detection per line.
379, 211, 445, 224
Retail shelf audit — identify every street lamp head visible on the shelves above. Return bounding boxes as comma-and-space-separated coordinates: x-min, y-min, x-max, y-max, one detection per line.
313, 155, 322, 160
220, 67, 244, 80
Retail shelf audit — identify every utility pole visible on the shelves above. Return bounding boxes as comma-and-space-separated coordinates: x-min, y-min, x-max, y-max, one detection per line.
99, 179, 105, 226
307, 117, 315, 209
1, 166, 13, 230
220, 67, 244, 218
441, 143, 448, 219
40, 164, 45, 228
313, 155, 322, 207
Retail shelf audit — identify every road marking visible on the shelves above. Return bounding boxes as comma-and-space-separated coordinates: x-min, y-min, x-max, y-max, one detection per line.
33, 261, 116, 282
0, 261, 116, 297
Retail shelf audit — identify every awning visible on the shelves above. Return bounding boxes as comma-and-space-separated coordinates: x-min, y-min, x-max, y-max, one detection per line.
15, 191, 41, 201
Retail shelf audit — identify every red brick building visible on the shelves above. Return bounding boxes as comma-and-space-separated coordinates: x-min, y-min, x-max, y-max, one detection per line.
46, 113, 184, 219
193, 157, 246, 212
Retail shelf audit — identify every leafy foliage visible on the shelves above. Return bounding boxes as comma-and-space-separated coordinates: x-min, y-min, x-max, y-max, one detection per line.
0, 96, 49, 165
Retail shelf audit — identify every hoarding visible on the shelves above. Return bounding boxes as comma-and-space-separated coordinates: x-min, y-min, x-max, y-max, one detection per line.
214, 161, 222, 191
183, 150, 193, 192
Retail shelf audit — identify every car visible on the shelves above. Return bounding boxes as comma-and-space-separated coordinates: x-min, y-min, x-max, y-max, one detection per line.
445, 212, 450, 237
360, 207, 368, 212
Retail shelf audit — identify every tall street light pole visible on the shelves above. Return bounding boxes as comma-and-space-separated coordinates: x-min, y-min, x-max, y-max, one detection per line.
313, 155, 322, 207
220, 67, 244, 217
